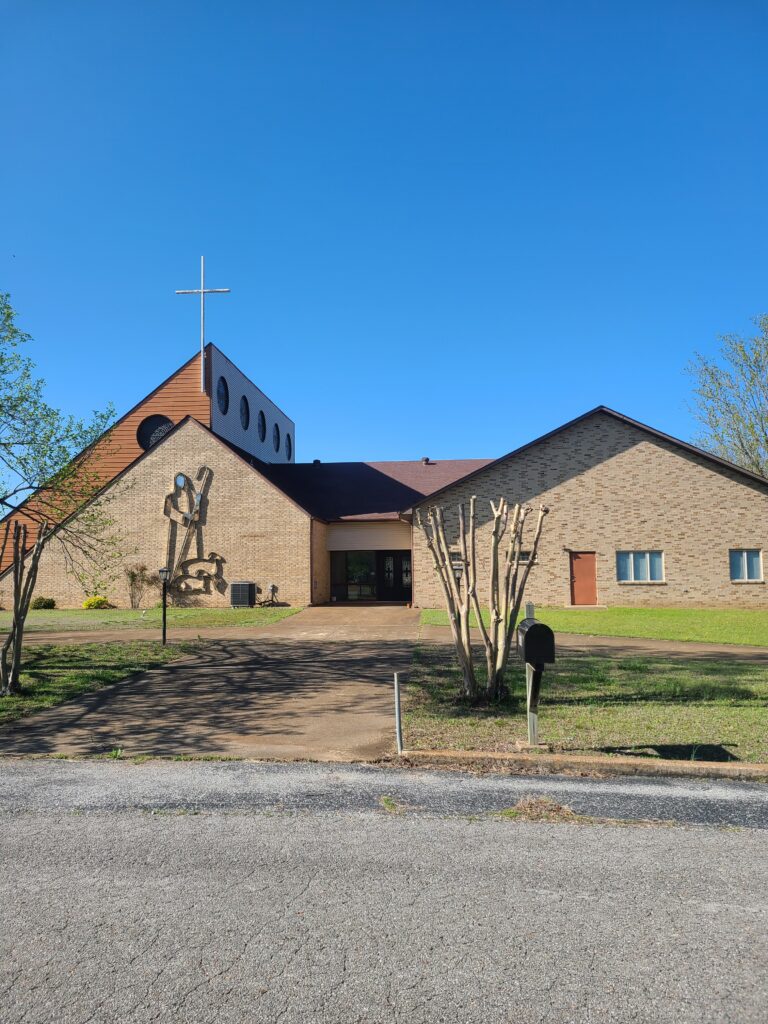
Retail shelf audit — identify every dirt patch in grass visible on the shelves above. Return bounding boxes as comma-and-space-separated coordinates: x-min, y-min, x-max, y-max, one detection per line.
405, 643, 768, 764
495, 796, 675, 827
498, 796, 583, 822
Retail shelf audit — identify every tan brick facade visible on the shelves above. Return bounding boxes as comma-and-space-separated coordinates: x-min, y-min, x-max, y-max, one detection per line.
9, 409, 768, 611
412, 412, 768, 609
19, 420, 313, 609
310, 519, 331, 604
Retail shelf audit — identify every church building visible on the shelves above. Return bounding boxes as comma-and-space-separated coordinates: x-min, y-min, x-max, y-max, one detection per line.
10, 344, 768, 610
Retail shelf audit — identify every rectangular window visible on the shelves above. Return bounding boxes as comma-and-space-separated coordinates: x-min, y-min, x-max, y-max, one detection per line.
649, 551, 664, 580
616, 550, 664, 583
616, 551, 631, 581
729, 549, 763, 582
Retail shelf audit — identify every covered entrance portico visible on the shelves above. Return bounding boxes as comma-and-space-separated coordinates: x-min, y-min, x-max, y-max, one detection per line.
327, 521, 412, 603
330, 550, 412, 602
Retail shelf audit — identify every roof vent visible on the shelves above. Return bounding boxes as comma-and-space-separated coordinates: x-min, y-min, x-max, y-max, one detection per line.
421, 456, 431, 465
313, 459, 321, 464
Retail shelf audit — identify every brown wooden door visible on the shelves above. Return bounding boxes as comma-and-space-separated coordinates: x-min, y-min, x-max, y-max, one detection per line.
570, 552, 597, 605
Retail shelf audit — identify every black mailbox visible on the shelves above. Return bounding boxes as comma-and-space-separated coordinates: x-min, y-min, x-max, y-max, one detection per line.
517, 618, 555, 666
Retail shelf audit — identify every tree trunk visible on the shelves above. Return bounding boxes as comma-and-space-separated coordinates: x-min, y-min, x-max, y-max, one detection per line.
0, 520, 49, 696
416, 498, 548, 706
416, 507, 479, 701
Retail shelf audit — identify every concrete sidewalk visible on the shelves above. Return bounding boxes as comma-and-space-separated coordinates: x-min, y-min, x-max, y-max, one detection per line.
14, 604, 422, 646
9, 603, 767, 659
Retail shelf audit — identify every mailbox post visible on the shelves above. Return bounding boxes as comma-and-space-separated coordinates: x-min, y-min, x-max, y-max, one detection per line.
517, 616, 555, 745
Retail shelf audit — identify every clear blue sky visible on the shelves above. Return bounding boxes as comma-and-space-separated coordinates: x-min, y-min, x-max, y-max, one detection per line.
3, 1, 766, 462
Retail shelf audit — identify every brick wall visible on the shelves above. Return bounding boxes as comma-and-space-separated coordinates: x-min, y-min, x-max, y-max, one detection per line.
311, 519, 330, 604
412, 412, 768, 609
16, 419, 313, 609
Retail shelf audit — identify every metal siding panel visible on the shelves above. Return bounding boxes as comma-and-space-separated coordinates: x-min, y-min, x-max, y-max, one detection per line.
326, 522, 411, 551
209, 348, 296, 463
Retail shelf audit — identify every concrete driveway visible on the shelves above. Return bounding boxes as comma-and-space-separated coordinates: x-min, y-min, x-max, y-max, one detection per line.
0, 608, 417, 759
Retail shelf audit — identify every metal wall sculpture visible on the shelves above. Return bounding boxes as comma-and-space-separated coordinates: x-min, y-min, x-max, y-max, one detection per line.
163, 466, 225, 597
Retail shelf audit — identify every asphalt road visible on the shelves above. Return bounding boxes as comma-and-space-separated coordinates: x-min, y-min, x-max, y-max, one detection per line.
1, 758, 767, 827
1, 761, 767, 1023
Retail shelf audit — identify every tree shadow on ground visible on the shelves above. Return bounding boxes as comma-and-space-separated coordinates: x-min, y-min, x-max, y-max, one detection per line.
600, 743, 740, 762
0, 639, 414, 757
413, 644, 766, 713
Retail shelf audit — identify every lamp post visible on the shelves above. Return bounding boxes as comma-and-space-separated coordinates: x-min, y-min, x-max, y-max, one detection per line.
158, 567, 171, 645
452, 561, 463, 590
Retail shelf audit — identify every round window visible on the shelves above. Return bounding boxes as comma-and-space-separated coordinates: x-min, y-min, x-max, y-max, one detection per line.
285, 433, 292, 461
273, 422, 280, 452
257, 410, 266, 442
216, 376, 229, 414
136, 415, 173, 452
240, 395, 250, 431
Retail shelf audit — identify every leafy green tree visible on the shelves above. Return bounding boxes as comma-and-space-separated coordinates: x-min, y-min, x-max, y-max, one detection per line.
687, 315, 768, 477
0, 293, 115, 694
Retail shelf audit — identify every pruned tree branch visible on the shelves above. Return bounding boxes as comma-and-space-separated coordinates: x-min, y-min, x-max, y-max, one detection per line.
416, 496, 549, 704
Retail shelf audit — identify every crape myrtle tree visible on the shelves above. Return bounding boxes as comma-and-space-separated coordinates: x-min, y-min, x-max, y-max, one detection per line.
0, 293, 115, 695
687, 314, 768, 477
415, 497, 548, 703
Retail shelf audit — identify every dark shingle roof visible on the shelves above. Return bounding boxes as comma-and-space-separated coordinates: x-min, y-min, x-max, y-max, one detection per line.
257, 458, 493, 520
220, 404, 768, 522
219, 440, 491, 520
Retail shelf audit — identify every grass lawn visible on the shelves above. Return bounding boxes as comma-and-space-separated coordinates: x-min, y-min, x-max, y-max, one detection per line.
0, 641, 201, 726
0, 605, 302, 633
420, 606, 768, 647
405, 644, 768, 763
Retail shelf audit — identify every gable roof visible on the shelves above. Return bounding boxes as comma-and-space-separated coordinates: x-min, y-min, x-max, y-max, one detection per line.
0, 414, 319, 583
406, 406, 768, 510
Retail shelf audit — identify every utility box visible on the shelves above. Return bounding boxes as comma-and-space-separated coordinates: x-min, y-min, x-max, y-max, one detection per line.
230, 581, 256, 608
517, 618, 555, 667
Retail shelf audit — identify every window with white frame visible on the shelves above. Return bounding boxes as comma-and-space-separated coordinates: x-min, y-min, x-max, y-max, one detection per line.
729, 549, 762, 582
616, 550, 664, 583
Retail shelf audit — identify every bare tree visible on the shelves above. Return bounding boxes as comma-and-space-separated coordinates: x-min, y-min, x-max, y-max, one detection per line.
125, 564, 160, 609
416, 497, 548, 703
687, 314, 768, 476
0, 520, 49, 695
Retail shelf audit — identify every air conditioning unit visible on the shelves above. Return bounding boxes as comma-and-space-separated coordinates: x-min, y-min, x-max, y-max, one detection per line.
230, 581, 256, 608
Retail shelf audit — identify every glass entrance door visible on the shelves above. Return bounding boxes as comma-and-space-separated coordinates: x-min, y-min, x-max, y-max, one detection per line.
377, 551, 412, 602
331, 551, 377, 601
330, 550, 412, 602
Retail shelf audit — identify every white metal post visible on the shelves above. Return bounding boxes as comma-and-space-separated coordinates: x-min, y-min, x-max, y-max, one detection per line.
394, 672, 404, 755
526, 663, 538, 745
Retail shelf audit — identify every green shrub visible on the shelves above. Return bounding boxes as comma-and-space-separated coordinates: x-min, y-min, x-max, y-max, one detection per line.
30, 596, 56, 610
82, 595, 113, 610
